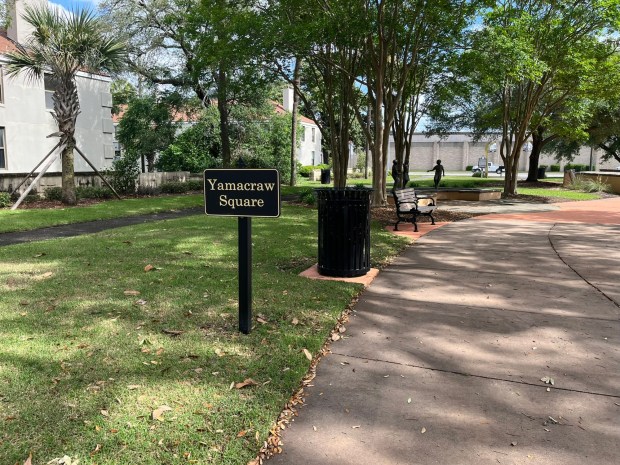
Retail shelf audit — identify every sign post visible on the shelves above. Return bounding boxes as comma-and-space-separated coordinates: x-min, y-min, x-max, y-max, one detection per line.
204, 169, 280, 334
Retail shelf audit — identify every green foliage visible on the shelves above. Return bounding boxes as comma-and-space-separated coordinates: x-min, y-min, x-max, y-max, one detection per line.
0, 192, 11, 208
159, 181, 202, 194
44, 187, 63, 201
299, 165, 315, 177
564, 163, 590, 172
111, 79, 136, 115
567, 177, 612, 193
116, 93, 184, 172
549, 164, 561, 172
298, 188, 316, 205
75, 186, 114, 200
230, 106, 293, 183
136, 185, 161, 196
160, 181, 190, 194
110, 154, 140, 194
157, 107, 221, 172
465, 165, 473, 171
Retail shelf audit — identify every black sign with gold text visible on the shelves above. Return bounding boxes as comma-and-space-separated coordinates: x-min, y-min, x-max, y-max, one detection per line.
203, 169, 281, 218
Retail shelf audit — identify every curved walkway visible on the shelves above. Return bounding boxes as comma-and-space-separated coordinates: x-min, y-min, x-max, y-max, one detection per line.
269, 198, 620, 465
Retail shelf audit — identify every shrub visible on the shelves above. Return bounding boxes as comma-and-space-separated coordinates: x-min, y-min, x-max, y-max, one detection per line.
564, 163, 590, 172
465, 165, 473, 171
298, 188, 315, 205
298, 165, 314, 178
76, 186, 114, 200
568, 177, 611, 193
0, 192, 11, 208
110, 154, 140, 194
44, 187, 63, 201
472, 171, 482, 178
160, 181, 189, 194
549, 164, 561, 172
136, 185, 162, 196
186, 180, 203, 191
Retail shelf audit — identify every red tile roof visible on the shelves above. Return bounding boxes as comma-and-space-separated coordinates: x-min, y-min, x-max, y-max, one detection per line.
273, 103, 316, 125
114, 102, 319, 127
0, 30, 19, 54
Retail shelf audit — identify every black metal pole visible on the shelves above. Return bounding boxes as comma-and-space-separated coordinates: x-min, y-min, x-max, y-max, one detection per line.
238, 217, 252, 334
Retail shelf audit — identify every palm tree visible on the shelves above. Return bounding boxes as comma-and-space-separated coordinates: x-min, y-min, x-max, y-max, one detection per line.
5, 5, 126, 205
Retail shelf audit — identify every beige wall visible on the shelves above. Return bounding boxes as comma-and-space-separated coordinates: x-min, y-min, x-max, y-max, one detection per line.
388, 134, 616, 171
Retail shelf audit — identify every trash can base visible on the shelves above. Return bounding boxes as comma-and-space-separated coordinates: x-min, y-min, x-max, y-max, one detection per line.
317, 265, 370, 278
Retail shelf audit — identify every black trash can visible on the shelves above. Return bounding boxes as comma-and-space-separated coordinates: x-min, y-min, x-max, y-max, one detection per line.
537, 166, 547, 179
320, 168, 331, 184
315, 187, 373, 277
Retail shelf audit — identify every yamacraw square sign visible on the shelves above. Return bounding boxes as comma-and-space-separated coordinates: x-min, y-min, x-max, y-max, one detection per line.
203, 169, 281, 218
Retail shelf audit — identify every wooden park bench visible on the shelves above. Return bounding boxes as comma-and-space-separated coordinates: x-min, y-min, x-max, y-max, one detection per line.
393, 187, 437, 232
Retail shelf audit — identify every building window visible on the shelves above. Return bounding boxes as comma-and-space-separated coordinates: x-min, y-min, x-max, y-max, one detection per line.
312, 127, 315, 143
44, 74, 57, 110
0, 66, 4, 104
311, 150, 315, 165
0, 127, 6, 169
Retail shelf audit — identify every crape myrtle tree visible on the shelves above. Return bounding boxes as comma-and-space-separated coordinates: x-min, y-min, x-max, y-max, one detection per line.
429, 0, 620, 196
259, 0, 365, 188
356, 0, 479, 205
6, 5, 125, 205
264, 0, 479, 202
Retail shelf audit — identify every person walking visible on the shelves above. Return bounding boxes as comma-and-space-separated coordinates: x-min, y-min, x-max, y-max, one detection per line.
428, 160, 445, 189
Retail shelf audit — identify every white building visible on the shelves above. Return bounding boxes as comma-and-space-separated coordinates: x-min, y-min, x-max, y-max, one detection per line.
281, 88, 322, 166
386, 133, 617, 172
0, 0, 115, 193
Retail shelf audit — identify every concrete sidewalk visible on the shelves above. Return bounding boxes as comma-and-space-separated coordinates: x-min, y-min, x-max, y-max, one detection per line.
269, 198, 620, 465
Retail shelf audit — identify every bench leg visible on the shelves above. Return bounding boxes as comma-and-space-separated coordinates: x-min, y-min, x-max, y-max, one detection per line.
429, 212, 435, 225
394, 220, 401, 231
412, 217, 418, 232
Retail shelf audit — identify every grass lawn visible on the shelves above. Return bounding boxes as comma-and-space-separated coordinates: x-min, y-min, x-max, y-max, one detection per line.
517, 187, 600, 200
0, 205, 409, 465
0, 195, 204, 234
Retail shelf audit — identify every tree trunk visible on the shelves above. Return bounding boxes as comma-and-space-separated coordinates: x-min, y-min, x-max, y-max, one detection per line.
289, 59, 301, 186
526, 127, 544, 182
217, 67, 231, 168
53, 79, 80, 205
61, 141, 77, 205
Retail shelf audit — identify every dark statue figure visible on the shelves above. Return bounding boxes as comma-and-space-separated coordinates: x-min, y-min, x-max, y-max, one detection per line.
428, 159, 445, 189
391, 159, 401, 189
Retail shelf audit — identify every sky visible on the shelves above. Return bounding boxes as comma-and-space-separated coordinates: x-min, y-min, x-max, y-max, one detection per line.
48, 0, 99, 14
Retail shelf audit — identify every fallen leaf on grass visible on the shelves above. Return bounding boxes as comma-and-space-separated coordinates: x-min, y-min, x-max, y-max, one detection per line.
46, 455, 78, 465
33, 253, 46, 258
302, 348, 312, 361
331, 333, 341, 342
134, 299, 147, 306
124, 290, 140, 296
40, 272, 54, 279
237, 430, 247, 437
256, 317, 268, 325
235, 378, 259, 389
151, 405, 173, 421
144, 265, 155, 272
291, 318, 299, 325
23, 453, 32, 465
100, 410, 109, 417
90, 444, 102, 456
